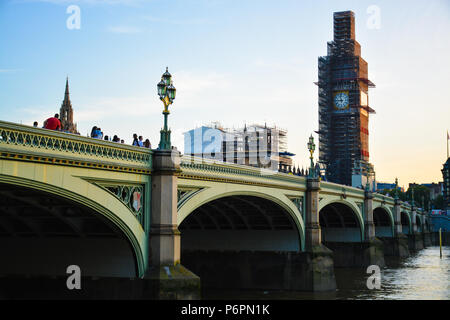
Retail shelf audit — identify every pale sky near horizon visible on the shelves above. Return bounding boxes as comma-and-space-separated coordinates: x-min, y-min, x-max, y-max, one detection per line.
0, 0, 449, 188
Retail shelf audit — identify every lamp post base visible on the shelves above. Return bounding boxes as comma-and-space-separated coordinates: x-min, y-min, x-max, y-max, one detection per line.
158, 129, 172, 150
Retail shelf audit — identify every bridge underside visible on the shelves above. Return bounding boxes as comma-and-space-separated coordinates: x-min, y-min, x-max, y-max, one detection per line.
374, 207, 393, 238
401, 212, 410, 235
0, 183, 137, 278
180, 195, 300, 251
319, 202, 362, 242
319, 203, 385, 268
179, 195, 306, 291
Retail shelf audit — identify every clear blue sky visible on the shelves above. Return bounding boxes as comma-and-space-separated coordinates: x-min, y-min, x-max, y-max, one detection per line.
1, 0, 449, 187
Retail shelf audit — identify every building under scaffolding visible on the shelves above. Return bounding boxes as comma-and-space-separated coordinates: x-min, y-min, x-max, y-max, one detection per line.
316, 11, 376, 188
184, 122, 294, 172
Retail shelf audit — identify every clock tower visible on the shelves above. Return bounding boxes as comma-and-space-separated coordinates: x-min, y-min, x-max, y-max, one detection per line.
316, 11, 375, 187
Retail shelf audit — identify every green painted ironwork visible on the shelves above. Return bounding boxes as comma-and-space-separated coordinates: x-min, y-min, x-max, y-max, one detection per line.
102, 184, 145, 226
180, 156, 307, 184
0, 120, 152, 172
177, 187, 203, 210
289, 197, 303, 216
357, 202, 364, 220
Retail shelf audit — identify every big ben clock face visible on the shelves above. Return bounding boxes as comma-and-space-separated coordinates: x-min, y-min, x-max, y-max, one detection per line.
333, 91, 349, 110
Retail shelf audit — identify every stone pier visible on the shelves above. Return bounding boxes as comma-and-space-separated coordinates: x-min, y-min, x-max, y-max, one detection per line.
182, 250, 335, 292
423, 231, 432, 247
407, 208, 424, 252
385, 199, 410, 258
145, 149, 200, 299
304, 177, 336, 291
408, 233, 424, 252
362, 187, 385, 267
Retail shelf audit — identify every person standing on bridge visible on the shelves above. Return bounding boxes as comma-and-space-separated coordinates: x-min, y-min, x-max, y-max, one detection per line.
132, 134, 139, 146
43, 114, 61, 131
90, 126, 97, 138
90, 126, 103, 139
91, 127, 103, 139
96, 128, 103, 139
138, 135, 144, 147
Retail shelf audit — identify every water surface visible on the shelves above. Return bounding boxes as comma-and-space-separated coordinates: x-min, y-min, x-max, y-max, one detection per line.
203, 246, 450, 300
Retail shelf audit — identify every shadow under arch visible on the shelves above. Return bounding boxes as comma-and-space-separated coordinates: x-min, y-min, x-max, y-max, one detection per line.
401, 211, 411, 234
373, 207, 394, 238
180, 195, 302, 252
179, 194, 304, 291
0, 177, 144, 278
178, 189, 305, 251
319, 201, 363, 243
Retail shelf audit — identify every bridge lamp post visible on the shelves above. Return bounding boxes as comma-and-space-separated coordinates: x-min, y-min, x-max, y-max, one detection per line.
157, 67, 176, 150
394, 177, 399, 200
365, 167, 371, 191
363, 164, 375, 192
307, 135, 316, 178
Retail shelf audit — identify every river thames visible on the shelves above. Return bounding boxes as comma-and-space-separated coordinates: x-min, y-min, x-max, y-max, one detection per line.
204, 246, 450, 300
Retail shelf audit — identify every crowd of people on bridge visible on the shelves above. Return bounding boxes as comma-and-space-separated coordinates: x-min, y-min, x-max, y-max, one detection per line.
89, 127, 151, 149
35, 114, 152, 149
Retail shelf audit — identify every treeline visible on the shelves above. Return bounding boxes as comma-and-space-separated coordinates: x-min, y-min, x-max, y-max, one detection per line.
379, 185, 445, 210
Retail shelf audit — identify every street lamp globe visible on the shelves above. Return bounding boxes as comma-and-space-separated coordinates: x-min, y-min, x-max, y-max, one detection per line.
157, 66, 176, 150
157, 79, 166, 98
308, 135, 315, 154
167, 83, 176, 101
162, 67, 172, 86
307, 135, 316, 178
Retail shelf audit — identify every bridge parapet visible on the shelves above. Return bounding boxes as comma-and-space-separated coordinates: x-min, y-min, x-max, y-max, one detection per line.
373, 193, 395, 206
319, 180, 365, 199
0, 120, 152, 174
180, 155, 307, 190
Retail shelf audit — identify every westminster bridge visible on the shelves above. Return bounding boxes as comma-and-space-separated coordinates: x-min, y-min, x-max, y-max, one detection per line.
0, 120, 434, 298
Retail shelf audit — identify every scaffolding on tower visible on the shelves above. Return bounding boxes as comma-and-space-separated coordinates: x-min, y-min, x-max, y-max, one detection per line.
316, 11, 376, 188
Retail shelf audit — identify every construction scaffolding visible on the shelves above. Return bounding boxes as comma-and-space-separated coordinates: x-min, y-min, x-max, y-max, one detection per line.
184, 122, 294, 171
316, 11, 376, 187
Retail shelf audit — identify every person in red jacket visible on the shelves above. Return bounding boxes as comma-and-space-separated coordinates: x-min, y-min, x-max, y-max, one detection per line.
43, 114, 62, 131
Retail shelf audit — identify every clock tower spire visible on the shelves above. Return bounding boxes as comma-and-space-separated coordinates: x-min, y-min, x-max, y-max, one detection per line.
59, 77, 79, 134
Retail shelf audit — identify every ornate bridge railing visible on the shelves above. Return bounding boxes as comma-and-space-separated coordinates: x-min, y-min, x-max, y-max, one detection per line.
179, 155, 308, 190
0, 120, 152, 174
373, 193, 395, 206
372, 191, 427, 215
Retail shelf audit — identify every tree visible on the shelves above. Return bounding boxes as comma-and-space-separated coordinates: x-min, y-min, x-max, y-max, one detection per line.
378, 185, 433, 211
432, 194, 445, 210
406, 185, 431, 210
379, 188, 407, 201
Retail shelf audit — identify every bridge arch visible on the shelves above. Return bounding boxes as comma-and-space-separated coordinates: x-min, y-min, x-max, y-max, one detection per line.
373, 206, 394, 238
401, 211, 411, 234
0, 174, 146, 278
178, 189, 305, 290
319, 200, 363, 242
178, 187, 305, 251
